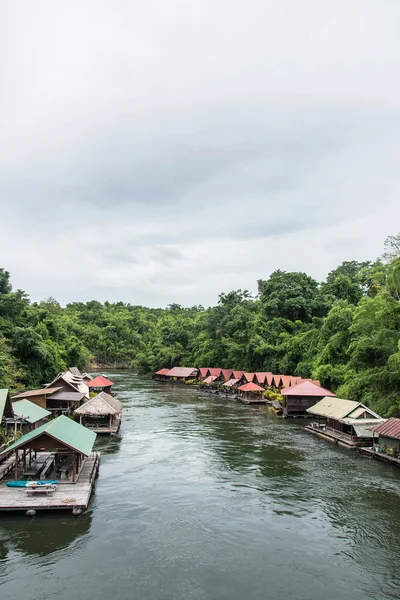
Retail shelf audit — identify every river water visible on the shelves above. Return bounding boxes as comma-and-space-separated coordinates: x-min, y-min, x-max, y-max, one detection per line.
1, 372, 400, 600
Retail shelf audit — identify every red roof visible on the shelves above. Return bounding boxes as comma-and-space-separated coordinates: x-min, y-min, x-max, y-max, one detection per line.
371, 418, 400, 439
167, 367, 198, 378
222, 378, 239, 387
238, 382, 265, 393
273, 374, 284, 387
280, 375, 292, 389
233, 371, 244, 379
199, 368, 210, 378
208, 368, 222, 377
88, 376, 114, 388
280, 381, 335, 397
155, 368, 170, 376
222, 369, 233, 381
203, 375, 218, 384
255, 372, 267, 384
266, 373, 274, 386
243, 372, 255, 383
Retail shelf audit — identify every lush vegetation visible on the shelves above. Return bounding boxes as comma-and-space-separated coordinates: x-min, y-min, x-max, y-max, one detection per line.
1, 234, 400, 416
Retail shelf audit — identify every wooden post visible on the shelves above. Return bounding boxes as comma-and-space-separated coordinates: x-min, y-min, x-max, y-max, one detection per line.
80, 415, 82, 424
72, 454, 76, 483
23, 449, 26, 471
109, 414, 112, 429
15, 450, 18, 479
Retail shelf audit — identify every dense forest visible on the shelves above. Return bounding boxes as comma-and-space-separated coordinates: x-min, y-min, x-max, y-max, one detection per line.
1, 233, 400, 416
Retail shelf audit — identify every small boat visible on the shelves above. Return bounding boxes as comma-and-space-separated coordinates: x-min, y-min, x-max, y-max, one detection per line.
7, 480, 58, 488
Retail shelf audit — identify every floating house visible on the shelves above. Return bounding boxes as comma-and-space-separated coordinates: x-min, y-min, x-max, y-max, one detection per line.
221, 369, 234, 381
306, 397, 384, 447
153, 368, 170, 381
45, 390, 86, 416
0, 415, 99, 514
11, 387, 62, 410
11, 399, 51, 433
366, 419, 400, 463
87, 375, 115, 395
243, 372, 255, 383
46, 370, 89, 399
74, 392, 122, 434
199, 368, 211, 379
166, 367, 199, 381
237, 382, 266, 404
281, 381, 336, 417
222, 378, 240, 393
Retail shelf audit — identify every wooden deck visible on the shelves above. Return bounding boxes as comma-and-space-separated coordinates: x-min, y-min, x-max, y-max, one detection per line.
0, 452, 100, 514
305, 425, 360, 448
359, 447, 400, 467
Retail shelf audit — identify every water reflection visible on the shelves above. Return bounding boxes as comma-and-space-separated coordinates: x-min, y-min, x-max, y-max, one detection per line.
0, 512, 92, 560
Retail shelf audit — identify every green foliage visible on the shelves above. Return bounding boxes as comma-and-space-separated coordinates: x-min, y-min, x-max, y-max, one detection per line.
1, 233, 400, 416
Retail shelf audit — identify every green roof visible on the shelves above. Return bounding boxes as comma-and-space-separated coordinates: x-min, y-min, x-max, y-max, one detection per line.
0, 415, 97, 457
0, 389, 12, 421
12, 399, 51, 424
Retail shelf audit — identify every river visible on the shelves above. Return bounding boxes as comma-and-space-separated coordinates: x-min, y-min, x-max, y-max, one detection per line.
1, 371, 400, 600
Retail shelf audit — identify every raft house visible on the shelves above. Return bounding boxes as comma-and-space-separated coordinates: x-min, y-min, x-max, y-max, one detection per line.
359, 418, 400, 466
237, 382, 266, 404
10, 399, 51, 434
74, 392, 123, 434
87, 375, 115, 395
305, 397, 385, 448
0, 415, 100, 515
280, 381, 336, 417
165, 367, 199, 381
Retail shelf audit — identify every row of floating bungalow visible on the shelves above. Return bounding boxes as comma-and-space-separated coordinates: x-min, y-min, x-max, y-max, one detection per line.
154, 365, 400, 469
0, 367, 123, 515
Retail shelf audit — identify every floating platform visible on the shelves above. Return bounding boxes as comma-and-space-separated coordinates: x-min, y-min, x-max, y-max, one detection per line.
358, 447, 400, 468
305, 425, 358, 448
0, 452, 100, 514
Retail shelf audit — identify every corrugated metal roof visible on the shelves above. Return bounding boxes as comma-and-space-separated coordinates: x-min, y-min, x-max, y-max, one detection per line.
166, 367, 198, 378
0, 415, 96, 457
68, 367, 82, 377
202, 375, 218, 384
199, 368, 210, 378
371, 418, 400, 440
75, 392, 123, 416
222, 369, 233, 381
238, 382, 265, 392
155, 368, 170, 375
11, 387, 61, 400
0, 389, 13, 421
351, 420, 386, 437
208, 368, 222, 377
243, 373, 255, 382
88, 375, 115, 388
46, 391, 86, 402
281, 381, 335, 397
222, 378, 239, 387
12, 399, 51, 424
306, 397, 381, 421
46, 372, 89, 397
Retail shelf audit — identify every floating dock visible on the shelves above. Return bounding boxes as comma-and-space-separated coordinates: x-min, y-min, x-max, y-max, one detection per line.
358, 447, 400, 468
0, 451, 100, 514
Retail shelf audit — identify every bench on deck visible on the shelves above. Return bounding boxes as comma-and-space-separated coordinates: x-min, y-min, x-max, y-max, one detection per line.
40, 456, 54, 480
58, 456, 75, 480
26, 484, 56, 497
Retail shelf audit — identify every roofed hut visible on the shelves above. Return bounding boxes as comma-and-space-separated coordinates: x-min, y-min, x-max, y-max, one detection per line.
370, 418, 400, 459
165, 367, 199, 382
74, 392, 123, 434
46, 370, 89, 399
199, 368, 211, 380
221, 378, 240, 394
153, 368, 170, 381
11, 399, 51, 433
221, 369, 233, 382
306, 397, 385, 447
45, 390, 86, 416
237, 382, 266, 404
11, 387, 62, 410
87, 375, 115, 395
281, 381, 336, 417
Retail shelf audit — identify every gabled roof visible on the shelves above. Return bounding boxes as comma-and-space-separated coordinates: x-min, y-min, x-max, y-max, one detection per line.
273, 374, 284, 387
265, 373, 274, 386
46, 371, 89, 397
255, 372, 267, 385
199, 368, 210, 378
203, 375, 218, 384
232, 371, 244, 379
0, 389, 13, 421
11, 387, 61, 400
208, 368, 222, 377
0, 415, 96, 458
280, 375, 292, 389
281, 381, 335, 397
12, 399, 51, 424
238, 382, 265, 393
307, 397, 380, 421
370, 418, 400, 440
68, 367, 82, 377
155, 368, 170, 376
243, 372, 255, 383
87, 375, 114, 388
75, 392, 123, 416
222, 378, 239, 387
166, 367, 198, 378
222, 369, 233, 381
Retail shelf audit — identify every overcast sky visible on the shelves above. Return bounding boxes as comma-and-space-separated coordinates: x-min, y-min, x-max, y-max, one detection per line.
1, 1, 399, 307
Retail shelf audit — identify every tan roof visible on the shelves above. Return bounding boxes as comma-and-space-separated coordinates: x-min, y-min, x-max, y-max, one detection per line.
74, 392, 123, 416
46, 371, 89, 397
11, 387, 61, 400
307, 397, 380, 420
